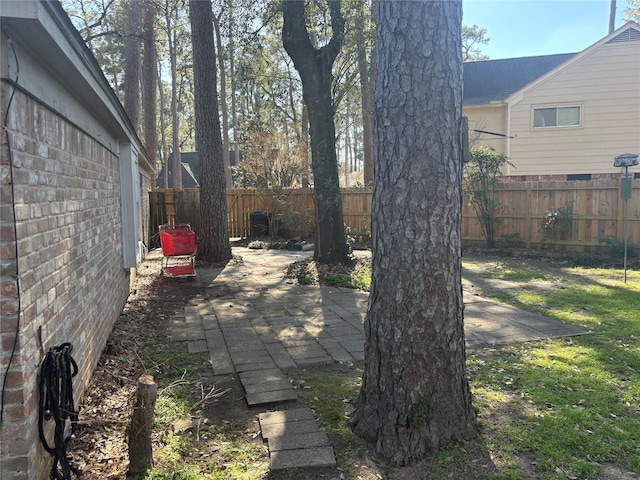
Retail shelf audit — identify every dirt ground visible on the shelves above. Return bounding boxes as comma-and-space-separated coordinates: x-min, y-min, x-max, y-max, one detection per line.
67, 255, 190, 478
66, 248, 638, 479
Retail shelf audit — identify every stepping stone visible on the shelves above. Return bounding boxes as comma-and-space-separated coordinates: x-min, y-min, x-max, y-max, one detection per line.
258, 408, 337, 470
239, 371, 297, 406
239, 370, 286, 386
187, 340, 208, 354
270, 446, 336, 470
260, 418, 319, 439
246, 389, 297, 406
259, 408, 315, 431
209, 350, 234, 375
243, 379, 293, 394
232, 355, 278, 372
267, 431, 330, 452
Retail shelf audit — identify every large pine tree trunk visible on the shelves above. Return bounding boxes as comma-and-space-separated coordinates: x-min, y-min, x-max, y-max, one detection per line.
355, 3, 374, 186
350, 0, 477, 466
124, 0, 141, 131
158, 57, 169, 189
300, 104, 310, 188
166, 0, 182, 189
189, 0, 232, 263
228, 0, 239, 180
213, 12, 232, 187
142, 0, 157, 173
282, 0, 348, 264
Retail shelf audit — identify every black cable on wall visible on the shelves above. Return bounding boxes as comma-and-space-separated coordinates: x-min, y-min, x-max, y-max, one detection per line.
0, 27, 22, 427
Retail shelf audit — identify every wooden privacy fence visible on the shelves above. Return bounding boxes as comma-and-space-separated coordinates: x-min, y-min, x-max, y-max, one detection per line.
462, 179, 639, 250
150, 180, 639, 252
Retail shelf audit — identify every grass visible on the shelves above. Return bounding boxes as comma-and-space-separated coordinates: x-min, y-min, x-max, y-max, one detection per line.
133, 346, 269, 480
469, 265, 640, 477
138, 253, 639, 479
488, 267, 552, 281
287, 255, 640, 479
325, 265, 372, 291
291, 368, 362, 435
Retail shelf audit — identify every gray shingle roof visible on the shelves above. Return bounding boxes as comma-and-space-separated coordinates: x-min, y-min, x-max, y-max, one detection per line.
463, 53, 577, 106
157, 152, 201, 188
155, 151, 243, 188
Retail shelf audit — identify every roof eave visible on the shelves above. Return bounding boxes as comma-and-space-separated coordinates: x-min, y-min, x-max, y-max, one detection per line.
505, 21, 640, 105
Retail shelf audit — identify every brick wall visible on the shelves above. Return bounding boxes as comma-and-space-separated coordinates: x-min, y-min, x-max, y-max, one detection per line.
503, 172, 625, 182
1, 85, 132, 479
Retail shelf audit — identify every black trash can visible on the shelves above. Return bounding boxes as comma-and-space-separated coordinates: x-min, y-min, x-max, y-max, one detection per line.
250, 211, 269, 237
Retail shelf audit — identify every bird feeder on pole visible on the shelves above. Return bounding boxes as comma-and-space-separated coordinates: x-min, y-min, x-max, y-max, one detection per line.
613, 153, 638, 283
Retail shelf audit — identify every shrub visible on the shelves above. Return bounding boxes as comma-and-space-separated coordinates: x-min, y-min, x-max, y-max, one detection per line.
540, 203, 573, 243
598, 236, 637, 259
463, 146, 513, 248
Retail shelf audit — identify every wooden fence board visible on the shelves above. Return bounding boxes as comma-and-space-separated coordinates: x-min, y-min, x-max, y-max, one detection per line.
149, 179, 639, 252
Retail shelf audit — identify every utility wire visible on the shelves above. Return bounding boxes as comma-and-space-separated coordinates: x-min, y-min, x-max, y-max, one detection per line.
0, 27, 21, 427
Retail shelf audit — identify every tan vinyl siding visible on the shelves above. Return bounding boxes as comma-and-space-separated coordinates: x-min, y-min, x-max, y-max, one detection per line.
463, 104, 508, 153
507, 40, 640, 176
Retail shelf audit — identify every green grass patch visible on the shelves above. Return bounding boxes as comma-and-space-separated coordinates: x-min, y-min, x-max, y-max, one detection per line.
136, 345, 270, 480
325, 265, 372, 291
290, 368, 362, 435
465, 260, 640, 478
293, 257, 640, 478
143, 428, 268, 480
138, 254, 639, 479
488, 267, 552, 281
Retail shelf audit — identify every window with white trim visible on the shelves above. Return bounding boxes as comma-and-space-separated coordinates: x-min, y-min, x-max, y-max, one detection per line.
533, 105, 581, 128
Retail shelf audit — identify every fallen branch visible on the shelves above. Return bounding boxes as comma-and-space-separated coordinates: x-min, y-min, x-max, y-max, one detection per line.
189, 386, 232, 412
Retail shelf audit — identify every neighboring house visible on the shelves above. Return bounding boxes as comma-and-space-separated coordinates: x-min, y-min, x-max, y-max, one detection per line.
155, 150, 242, 188
1, 2, 153, 479
157, 152, 201, 188
463, 21, 640, 180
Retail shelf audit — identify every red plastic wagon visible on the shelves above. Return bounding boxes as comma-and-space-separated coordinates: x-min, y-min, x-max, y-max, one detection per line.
159, 223, 196, 277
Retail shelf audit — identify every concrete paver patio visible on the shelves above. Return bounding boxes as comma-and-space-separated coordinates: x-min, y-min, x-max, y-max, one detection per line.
167, 247, 589, 471
179, 247, 588, 375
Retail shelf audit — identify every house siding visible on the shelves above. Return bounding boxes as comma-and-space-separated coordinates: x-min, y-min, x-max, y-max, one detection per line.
140, 170, 151, 258
0, 86, 131, 480
507, 40, 640, 176
464, 104, 508, 153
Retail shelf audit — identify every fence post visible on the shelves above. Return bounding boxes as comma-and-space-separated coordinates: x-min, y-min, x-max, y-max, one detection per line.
239, 192, 245, 237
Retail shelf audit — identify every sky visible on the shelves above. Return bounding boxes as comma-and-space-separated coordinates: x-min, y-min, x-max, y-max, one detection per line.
462, 0, 632, 59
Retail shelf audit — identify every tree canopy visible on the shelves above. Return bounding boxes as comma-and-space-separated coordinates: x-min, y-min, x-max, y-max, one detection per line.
62, 0, 490, 190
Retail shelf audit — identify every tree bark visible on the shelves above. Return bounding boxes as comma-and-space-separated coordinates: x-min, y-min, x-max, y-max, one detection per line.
128, 375, 157, 475
228, 0, 239, 183
166, 0, 182, 189
158, 55, 169, 189
282, 0, 348, 264
124, 0, 141, 132
350, 0, 477, 466
609, 0, 617, 34
356, 2, 374, 186
300, 104, 310, 188
190, 0, 232, 263
213, 11, 232, 187
142, 0, 158, 174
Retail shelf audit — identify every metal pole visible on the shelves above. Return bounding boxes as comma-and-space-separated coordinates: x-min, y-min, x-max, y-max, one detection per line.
623, 165, 628, 284
624, 197, 628, 284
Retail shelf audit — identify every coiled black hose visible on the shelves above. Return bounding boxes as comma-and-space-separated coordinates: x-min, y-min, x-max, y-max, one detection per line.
38, 343, 80, 479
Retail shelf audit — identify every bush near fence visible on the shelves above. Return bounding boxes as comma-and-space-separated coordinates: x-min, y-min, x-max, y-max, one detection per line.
150, 179, 639, 253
